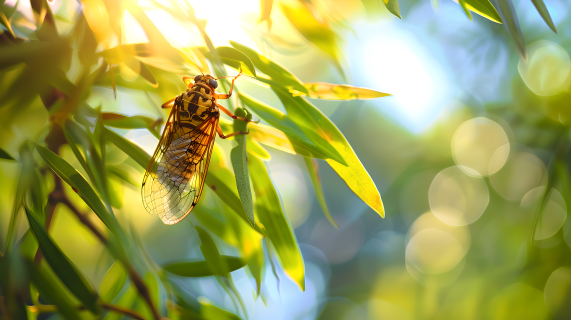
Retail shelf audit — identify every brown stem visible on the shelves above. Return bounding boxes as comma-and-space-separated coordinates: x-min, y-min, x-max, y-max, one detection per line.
101, 303, 145, 319
127, 266, 161, 320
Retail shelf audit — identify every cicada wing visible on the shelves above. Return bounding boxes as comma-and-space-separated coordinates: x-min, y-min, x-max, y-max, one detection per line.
142, 113, 218, 225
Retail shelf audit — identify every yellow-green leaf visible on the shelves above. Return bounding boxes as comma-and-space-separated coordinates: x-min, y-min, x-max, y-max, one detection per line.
249, 156, 305, 291
104, 127, 152, 170
293, 82, 391, 100
382, 0, 402, 18
273, 88, 385, 217
99, 261, 127, 303
459, 0, 502, 23
497, 0, 526, 59
163, 256, 247, 277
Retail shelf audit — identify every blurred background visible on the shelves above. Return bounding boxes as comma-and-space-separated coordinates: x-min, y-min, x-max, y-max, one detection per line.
2, 0, 571, 319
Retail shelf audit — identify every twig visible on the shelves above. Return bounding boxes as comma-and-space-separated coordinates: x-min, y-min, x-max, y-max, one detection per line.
101, 303, 145, 320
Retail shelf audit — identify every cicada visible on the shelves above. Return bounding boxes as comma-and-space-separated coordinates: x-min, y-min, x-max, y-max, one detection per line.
142, 73, 249, 224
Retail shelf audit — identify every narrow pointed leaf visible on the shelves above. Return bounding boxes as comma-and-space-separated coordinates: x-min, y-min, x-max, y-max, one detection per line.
293, 82, 391, 100
0, 148, 15, 160
247, 138, 271, 160
230, 41, 307, 93
273, 88, 385, 217
195, 226, 229, 276
35, 145, 128, 243
105, 284, 137, 320
497, 0, 526, 59
382, 0, 402, 18
215, 46, 256, 77
198, 296, 243, 320
239, 92, 345, 164
101, 113, 158, 130
163, 256, 247, 277
259, 0, 273, 30
135, 273, 161, 320
249, 156, 305, 291
25, 259, 82, 320
104, 127, 152, 170
459, 0, 474, 20
231, 139, 255, 227
25, 207, 100, 314
247, 244, 265, 296
99, 261, 127, 303
460, 0, 502, 23
304, 157, 339, 228
531, 0, 556, 33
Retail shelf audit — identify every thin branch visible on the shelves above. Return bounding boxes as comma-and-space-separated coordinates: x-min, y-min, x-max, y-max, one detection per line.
101, 303, 145, 320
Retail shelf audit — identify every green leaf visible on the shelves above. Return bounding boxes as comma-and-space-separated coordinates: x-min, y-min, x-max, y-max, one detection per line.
272, 88, 385, 217
104, 283, 137, 320
278, 2, 345, 79
497, 0, 526, 59
25, 259, 82, 320
198, 296, 243, 320
382, 0, 402, 18
104, 127, 152, 170
0, 148, 15, 161
99, 261, 127, 303
531, 0, 556, 33
35, 145, 128, 245
248, 156, 305, 291
304, 157, 339, 228
231, 110, 255, 227
216, 46, 257, 77
238, 92, 345, 164
195, 226, 229, 276
101, 112, 161, 138
206, 145, 264, 234
459, 0, 474, 20
135, 273, 161, 320
461, 0, 502, 23
294, 82, 391, 100
25, 207, 100, 314
230, 41, 307, 93
163, 256, 247, 277
247, 244, 265, 296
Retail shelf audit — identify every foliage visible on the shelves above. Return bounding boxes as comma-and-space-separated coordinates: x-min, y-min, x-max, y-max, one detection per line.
0, 0, 568, 319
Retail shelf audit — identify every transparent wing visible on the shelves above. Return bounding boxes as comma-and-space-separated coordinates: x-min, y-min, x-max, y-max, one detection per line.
142, 109, 218, 225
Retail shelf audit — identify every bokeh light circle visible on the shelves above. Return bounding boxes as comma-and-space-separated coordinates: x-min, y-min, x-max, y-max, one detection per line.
489, 145, 547, 201
452, 117, 510, 176
522, 187, 567, 240
429, 166, 489, 226
544, 267, 571, 319
518, 40, 571, 96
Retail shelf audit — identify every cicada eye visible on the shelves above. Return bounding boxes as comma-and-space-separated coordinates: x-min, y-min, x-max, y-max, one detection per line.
209, 78, 218, 89
194, 75, 203, 82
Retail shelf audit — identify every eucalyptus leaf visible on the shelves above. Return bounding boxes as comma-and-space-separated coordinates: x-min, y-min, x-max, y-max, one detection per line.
35, 145, 128, 245
496, 0, 526, 59
460, 0, 502, 23
248, 156, 305, 291
531, 0, 556, 33
104, 127, 152, 170
215, 46, 257, 77
294, 82, 391, 100
304, 157, 339, 228
382, 0, 401, 18
163, 256, 247, 277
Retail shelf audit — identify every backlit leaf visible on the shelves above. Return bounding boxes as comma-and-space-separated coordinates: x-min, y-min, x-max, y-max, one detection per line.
382, 0, 402, 18
230, 41, 307, 93
304, 157, 339, 228
231, 138, 255, 227
104, 127, 152, 170
163, 256, 247, 277
135, 273, 161, 320
259, 0, 273, 30
293, 82, 391, 100
531, 0, 556, 33
198, 296, 242, 320
248, 156, 305, 291
195, 226, 229, 276
239, 92, 345, 164
99, 261, 127, 303
25, 207, 100, 314
104, 283, 137, 320
459, 0, 502, 23
273, 88, 385, 217
215, 46, 256, 77
35, 145, 129, 243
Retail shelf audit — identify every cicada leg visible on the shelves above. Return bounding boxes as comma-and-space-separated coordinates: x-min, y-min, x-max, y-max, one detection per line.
216, 103, 259, 123
216, 124, 249, 139
216, 71, 242, 100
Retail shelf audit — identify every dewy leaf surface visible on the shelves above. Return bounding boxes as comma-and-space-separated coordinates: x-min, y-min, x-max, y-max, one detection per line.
272, 88, 385, 217
25, 207, 100, 314
294, 82, 391, 100
249, 156, 305, 291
